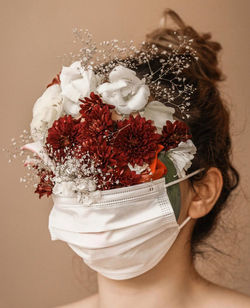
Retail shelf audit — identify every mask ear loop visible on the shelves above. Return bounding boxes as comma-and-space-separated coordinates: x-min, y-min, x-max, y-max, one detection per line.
178, 216, 192, 230
164, 168, 205, 188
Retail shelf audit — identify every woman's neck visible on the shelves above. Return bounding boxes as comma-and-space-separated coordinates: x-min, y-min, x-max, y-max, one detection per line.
95, 229, 202, 308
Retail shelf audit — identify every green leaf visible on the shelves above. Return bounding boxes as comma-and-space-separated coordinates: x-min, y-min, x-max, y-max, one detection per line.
158, 151, 181, 220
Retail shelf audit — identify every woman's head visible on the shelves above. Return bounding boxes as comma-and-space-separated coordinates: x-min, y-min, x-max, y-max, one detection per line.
133, 9, 240, 256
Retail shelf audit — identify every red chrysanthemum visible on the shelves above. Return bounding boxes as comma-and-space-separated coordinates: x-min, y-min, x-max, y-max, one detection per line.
112, 114, 161, 167
76, 104, 116, 146
79, 92, 115, 118
46, 115, 81, 162
94, 161, 142, 191
79, 135, 140, 190
34, 169, 54, 199
91, 136, 124, 167
109, 167, 142, 189
161, 120, 192, 151
84, 135, 127, 170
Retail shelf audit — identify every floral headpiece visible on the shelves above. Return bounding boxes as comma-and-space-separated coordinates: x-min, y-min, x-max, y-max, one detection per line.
17, 29, 198, 204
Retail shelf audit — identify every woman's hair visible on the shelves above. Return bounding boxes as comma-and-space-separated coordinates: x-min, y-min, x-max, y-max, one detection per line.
134, 9, 240, 256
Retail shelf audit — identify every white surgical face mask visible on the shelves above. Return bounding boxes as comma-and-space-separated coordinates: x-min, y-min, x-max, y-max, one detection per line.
48, 168, 204, 280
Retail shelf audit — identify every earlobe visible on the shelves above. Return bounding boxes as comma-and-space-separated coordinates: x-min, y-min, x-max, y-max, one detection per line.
188, 167, 223, 219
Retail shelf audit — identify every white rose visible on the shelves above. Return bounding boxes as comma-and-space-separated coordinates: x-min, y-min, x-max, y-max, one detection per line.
139, 101, 175, 133
30, 84, 63, 142
167, 140, 197, 177
60, 61, 99, 116
96, 65, 150, 114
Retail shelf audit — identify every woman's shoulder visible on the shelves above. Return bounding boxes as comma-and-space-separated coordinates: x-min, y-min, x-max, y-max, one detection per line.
198, 279, 250, 308
54, 293, 99, 308
215, 288, 250, 308
215, 286, 250, 308
52, 283, 250, 308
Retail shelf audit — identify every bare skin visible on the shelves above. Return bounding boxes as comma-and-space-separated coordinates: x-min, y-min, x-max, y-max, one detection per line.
55, 167, 250, 308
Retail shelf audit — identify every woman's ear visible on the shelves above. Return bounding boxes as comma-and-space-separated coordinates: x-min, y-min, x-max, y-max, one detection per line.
188, 167, 223, 219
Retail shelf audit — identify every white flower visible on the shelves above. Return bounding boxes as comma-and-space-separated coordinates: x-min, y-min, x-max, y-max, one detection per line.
75, 178, 97, 192
139, 101, 175, 133
52, 179, 101, 205
53, 181, 76, 197
60, 61, 99, 116
128, 162, 149, 174
52, 178, 97, 197
167, 140, 197, 177
21, 141, 56, 172
97, 65, 150, 114
30, 84, 63, 142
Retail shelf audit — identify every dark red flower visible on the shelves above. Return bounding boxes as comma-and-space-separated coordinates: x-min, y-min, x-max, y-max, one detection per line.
92, 136, 121, 167
79, 135, 126, 173
78, 134, 139, 190
46, 115, 81, 162
76, 95, 117, 152
94, 160, 142, 190
79, 92, 115, 118
109, 167, 141, 189
161, 120, 192, 151
34, 169, 54, 198
97, 167, 142, 190
77, 104, 116, 145
112, 114, 161, 167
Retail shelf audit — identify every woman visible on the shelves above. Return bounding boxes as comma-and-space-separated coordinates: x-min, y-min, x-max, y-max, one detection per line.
50, 9, 250, 308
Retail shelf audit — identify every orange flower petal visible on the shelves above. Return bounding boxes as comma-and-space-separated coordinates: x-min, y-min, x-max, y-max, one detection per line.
138, 144, 167, 183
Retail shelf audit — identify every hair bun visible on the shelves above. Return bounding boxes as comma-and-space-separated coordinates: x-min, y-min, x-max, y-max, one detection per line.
146, 8, 225, 83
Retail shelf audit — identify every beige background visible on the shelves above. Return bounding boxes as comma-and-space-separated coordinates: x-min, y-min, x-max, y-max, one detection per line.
1, 0, 250, 307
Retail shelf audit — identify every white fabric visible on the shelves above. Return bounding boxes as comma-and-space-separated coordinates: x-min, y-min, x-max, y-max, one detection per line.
48, 168, 204, 280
